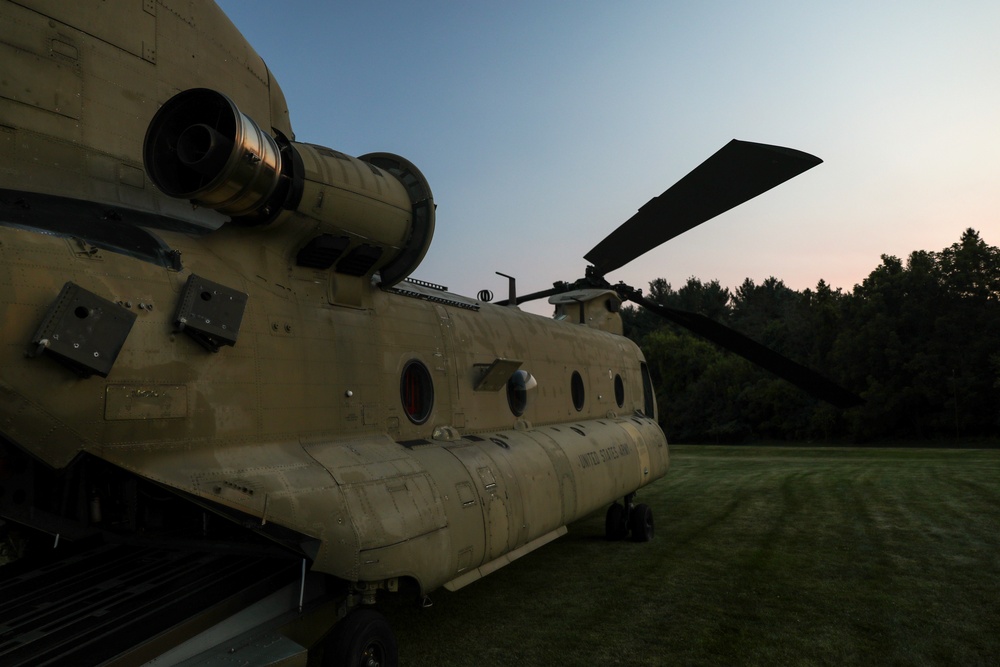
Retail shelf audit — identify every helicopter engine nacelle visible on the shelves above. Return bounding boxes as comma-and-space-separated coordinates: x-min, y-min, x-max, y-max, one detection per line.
143, 88, 434, 286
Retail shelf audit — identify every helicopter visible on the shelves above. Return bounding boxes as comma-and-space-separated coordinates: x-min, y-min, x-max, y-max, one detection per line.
0, 1, 857, 664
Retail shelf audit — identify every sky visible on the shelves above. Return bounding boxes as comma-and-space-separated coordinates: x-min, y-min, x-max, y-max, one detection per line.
216, 0, 1000, 314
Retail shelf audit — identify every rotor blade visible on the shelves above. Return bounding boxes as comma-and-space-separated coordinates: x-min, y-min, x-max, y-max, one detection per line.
626, 291, 862, 408
585, 140, 822, 277
495, 284, 569, 307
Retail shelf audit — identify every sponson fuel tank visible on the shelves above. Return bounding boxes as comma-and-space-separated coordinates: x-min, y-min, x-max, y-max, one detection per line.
144, 88, 434, 287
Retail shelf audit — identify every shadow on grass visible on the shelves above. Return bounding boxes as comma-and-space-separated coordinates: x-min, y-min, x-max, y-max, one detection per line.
390, 445, 1000, 666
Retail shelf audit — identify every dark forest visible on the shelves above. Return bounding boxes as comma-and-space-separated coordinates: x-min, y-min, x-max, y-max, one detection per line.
623, 228, 1000, 443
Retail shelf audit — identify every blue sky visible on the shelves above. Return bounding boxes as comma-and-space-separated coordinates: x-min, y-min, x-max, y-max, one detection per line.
216, 1, 1000, 312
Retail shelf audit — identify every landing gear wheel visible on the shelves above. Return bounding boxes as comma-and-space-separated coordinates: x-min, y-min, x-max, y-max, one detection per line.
325, 608, 398, 667
630, 503, 654, 542
605, 502, 628, 541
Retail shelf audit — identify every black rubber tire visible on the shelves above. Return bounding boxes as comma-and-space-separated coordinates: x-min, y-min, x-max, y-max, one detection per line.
605, 502, 628, 541
630, 503, 654, 542
326, 608, 398, 667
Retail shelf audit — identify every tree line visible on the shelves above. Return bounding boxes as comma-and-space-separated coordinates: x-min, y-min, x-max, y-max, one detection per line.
622, 228, 1000, 443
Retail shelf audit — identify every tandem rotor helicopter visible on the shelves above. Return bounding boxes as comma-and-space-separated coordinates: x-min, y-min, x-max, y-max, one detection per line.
0, 1, 857, 664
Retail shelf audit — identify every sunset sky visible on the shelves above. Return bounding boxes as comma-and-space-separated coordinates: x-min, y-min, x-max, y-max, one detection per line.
216, 1, 1000, 313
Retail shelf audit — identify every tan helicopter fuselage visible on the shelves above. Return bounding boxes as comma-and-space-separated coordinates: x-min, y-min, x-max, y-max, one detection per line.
0, 218, 668, 593
0, 0, 668, 595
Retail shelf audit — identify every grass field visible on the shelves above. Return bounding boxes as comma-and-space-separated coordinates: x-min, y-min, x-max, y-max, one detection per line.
385, 445, 1000, 666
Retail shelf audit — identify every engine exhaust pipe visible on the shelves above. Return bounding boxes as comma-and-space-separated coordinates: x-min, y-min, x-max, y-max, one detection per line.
144, 89, 435, 286
144, 88, 286, 220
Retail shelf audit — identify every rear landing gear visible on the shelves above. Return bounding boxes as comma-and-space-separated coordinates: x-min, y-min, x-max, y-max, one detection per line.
604, 493, 654, 542
630, 502, 654, 542
324, 608, 398, 667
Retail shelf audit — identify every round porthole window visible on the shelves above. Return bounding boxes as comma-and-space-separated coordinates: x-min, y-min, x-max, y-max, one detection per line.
571, 370, 585, 411
614, 374, 625, 408
400, 359, 433, 424
507, 369, 537, 416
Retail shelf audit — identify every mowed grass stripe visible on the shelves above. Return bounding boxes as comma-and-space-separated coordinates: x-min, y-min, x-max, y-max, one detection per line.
388, 446, 1000, 666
